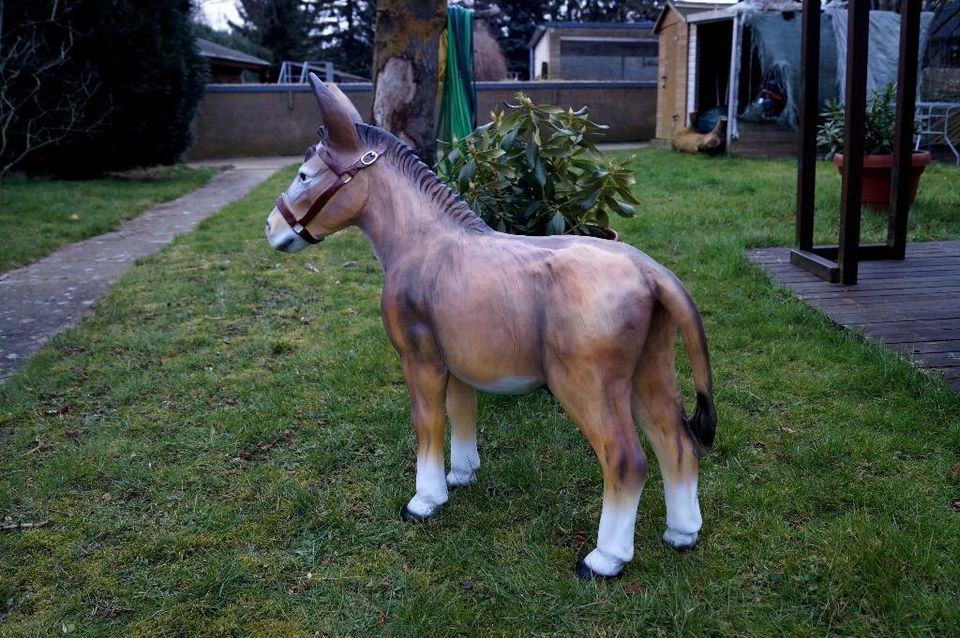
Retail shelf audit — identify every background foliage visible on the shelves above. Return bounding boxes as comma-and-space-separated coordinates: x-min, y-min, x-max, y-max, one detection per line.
0, 0, 206, 177
231, 0, 375, 77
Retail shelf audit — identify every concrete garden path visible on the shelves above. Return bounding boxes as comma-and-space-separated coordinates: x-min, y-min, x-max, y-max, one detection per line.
0, 156, 297, 381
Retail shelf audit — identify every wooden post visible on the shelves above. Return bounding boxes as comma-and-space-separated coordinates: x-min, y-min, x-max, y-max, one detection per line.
889, 0, 922, 259
837, 0, 870, 286
795, 0, 821, 252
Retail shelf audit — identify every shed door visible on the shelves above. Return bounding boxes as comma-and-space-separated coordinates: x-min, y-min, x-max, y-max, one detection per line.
657, 18, 684, 139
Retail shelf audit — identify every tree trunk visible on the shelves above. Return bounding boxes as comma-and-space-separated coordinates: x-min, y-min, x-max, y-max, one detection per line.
371, 0, 447, 162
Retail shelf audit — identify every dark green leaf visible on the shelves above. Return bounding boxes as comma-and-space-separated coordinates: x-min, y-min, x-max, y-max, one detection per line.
580, 189, 601, 211
533, 160, 547, 189
458, 158, 476, 193
525, 139, 538, 170
546, 212, 565, 235
501, 126, 519, 150
615, 201, 636, 217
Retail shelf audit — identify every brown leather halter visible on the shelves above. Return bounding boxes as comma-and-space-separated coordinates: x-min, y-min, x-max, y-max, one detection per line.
275, 143, 388, 244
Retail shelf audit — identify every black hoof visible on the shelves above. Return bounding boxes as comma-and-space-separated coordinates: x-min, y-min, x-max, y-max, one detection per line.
574, 559, 623, 581
446, 479, 475, 491
400, 505, 432, 522
662, 535, 698, 552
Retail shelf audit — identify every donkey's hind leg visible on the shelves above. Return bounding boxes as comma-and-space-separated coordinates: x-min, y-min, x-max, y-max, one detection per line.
633, 308, 703, 550
446, 376, 479, 488
549, 369, 647, 579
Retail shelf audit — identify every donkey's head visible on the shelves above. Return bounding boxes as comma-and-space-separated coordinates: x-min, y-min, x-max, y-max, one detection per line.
265, 74, 383, 252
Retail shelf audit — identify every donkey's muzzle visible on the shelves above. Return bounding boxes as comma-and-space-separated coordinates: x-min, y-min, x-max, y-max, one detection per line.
265, 207, 311, 253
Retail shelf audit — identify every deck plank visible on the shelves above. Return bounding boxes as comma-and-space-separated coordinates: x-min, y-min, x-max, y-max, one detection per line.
747, 242, 960, 392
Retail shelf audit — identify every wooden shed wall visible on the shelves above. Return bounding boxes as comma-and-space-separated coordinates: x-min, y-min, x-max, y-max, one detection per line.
656, 9, 689, 140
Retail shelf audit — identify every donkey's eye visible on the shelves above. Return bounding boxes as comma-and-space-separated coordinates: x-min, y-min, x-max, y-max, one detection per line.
299, 171, 308, 183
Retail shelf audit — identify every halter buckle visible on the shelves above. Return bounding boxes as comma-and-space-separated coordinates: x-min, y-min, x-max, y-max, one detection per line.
360, 150, 379, 166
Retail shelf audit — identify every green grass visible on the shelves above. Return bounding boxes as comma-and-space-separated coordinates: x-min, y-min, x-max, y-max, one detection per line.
1, 150, 958, 635
0, 165, 217, 272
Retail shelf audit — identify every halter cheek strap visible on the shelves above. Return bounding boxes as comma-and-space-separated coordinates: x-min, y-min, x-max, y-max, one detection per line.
276, 143, 388, 244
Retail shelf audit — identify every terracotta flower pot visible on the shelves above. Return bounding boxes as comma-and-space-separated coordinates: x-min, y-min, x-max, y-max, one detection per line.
832, 151, 931, 211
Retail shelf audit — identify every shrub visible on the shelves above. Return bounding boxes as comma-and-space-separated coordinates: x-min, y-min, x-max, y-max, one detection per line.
817, 83, 897, 159
438, 93, 638, 238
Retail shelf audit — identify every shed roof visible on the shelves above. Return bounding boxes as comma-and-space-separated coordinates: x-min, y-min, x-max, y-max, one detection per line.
652, 0, 806, 32
653, 1, 737, 33
529, 21, 657, 49
197, 38, 270, 68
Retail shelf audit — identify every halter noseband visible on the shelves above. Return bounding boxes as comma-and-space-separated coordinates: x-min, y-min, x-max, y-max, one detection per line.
275, 143, 387, 244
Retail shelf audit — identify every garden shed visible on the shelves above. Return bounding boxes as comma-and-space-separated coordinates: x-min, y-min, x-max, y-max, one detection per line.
197, 38, 270, 84
529, 21, 658, 81
653, 0, 737, 141
654, 0, 937, 158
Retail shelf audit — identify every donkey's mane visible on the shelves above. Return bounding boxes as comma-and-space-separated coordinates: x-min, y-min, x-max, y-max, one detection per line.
355, 123, 491, 233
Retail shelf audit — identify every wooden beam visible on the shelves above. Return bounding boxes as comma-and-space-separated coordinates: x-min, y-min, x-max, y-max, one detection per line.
810, 244, 898, 262
837, 0, 870, 285
790, 249, 840, 283
889, 0, 922, 259
795, 0, 821, 252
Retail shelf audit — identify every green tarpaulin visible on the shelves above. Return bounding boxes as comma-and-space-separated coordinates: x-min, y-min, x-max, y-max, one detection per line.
437, 6, 476, 155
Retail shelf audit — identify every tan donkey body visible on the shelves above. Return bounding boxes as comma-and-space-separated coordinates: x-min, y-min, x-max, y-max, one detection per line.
265, 76, 717, 579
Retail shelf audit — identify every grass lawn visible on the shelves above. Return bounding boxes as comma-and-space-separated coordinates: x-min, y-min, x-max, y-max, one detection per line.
0, 165, 217, 272
1, 150, 958, 635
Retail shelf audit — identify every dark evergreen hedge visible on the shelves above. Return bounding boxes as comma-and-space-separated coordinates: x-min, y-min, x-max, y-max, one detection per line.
2, 0, 205, 176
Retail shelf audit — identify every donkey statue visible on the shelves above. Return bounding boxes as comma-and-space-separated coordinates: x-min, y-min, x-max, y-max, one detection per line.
265, 74, 717, 580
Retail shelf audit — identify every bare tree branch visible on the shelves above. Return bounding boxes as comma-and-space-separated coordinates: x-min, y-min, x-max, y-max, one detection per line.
0, 0, 111, 177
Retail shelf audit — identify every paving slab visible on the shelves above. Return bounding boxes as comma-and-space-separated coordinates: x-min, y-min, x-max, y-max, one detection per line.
0, 157, 297, 381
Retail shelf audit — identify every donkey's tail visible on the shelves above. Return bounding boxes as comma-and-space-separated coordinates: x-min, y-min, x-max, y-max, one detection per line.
653, 268, 717, 453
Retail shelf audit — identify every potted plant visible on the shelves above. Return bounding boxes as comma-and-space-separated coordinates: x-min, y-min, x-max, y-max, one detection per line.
438, 93, 638, 239
817, 83, 931, 211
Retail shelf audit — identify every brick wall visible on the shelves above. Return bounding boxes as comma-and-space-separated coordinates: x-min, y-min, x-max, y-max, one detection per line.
186, 81, 656, 160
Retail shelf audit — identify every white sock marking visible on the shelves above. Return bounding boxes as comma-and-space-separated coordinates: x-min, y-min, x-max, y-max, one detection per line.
406, 455, 448, 517
447, 433, 479, 486
663, 477, 701, 546
585, 498, 640, 576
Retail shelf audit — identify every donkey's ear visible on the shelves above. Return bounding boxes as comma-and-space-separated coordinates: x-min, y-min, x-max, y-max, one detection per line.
308, 72, 362, 153
326, 83, 364, 124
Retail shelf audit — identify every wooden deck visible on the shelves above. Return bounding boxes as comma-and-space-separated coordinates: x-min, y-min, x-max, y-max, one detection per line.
748, 240, 960, 391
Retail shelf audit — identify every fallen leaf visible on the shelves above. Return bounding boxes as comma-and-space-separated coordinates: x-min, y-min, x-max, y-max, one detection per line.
627, 582, 644, 594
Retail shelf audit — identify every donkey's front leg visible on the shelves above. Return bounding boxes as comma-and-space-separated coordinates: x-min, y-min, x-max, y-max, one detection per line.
400, 356, 450, 522
446, 376, 479, 488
